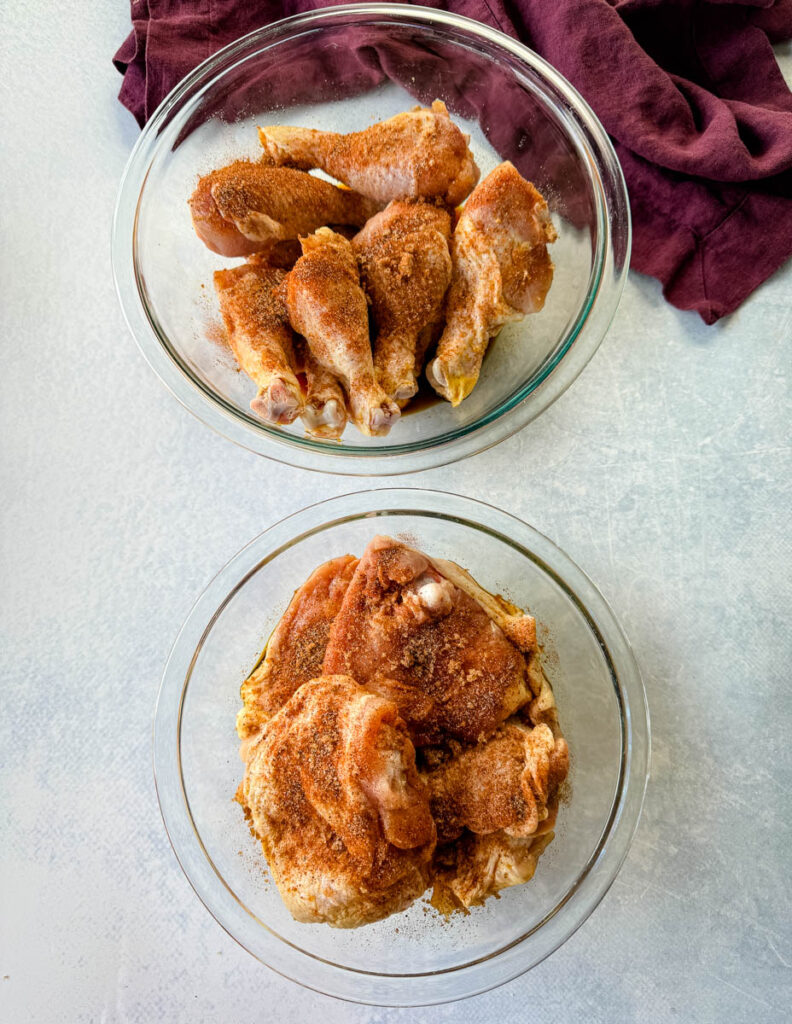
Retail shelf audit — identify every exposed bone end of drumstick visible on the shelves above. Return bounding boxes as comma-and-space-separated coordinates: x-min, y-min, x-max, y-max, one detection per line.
392, 379, 419, 407
250, 380, 303, 425
302, 397, 347, 440
425, 358, 476, 407
365, 399, 401, 437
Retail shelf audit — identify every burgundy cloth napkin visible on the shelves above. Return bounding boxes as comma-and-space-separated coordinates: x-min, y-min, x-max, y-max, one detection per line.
114, 0, 792, 323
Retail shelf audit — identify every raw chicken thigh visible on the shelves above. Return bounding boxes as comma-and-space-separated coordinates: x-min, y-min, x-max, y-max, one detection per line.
240, 675, 436, 927
237, 554, 358, 747
323, 536, 534, 745
425, 719, 568, 843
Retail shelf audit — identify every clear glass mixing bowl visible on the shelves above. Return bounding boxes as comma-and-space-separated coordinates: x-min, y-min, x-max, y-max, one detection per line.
113, 4, 630, 475
153, 489, 649, 1004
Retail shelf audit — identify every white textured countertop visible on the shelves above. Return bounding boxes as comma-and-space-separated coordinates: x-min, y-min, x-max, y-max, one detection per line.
1, 5, 790, 1021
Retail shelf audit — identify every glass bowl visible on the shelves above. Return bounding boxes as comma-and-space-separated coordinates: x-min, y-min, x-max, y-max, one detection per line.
154, 489, 649, 1005
113, 4, 630, 475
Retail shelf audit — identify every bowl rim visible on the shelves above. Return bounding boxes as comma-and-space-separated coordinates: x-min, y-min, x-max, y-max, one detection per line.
112, 3, 631, 476
153, 487, 650, 1005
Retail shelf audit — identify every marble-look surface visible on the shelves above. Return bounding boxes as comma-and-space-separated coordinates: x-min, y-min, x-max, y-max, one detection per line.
1, 5, 790, 1022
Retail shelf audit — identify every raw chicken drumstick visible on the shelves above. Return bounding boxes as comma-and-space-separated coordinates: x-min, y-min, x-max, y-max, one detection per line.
190, 161, 380, 257
259, 100, 480, 207
354, 201, 452, 404
285, 228, 400, 436
213, 260, 303, 425
426, 162, 557, 406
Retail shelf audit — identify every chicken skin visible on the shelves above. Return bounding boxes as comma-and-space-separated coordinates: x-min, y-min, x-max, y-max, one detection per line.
259, 100, 480, 206
427, 162, 557, 406
286, 228, 400, 436
425, 719, 569, 843
240, 675, 436, 928
354, 202, 452, 404
189, 161, 379, 257
237, 554, 358, 750
213, 260, 302, 425
323, 536, 534, 746
424, 655, 568, 911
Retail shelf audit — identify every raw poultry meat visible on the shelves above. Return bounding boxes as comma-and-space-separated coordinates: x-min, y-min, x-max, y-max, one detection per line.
354, 201, 452, 404
259, 100, 479, 206
425, 719, 569, 843
236, 536, 569, 925
237, 554, 358, 751
240, 675, 436, 927
431, 830, 555, 912
323, 536, 534, 745
213, 260, 302, 424
190, 160, 379, 257
427, 162, 557, 406
285, 228, 400, 436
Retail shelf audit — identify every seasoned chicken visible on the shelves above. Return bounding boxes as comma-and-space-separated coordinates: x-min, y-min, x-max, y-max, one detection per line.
285, 228, 400, 436
292, 338, 348, 439
425, 665, 568, 912
354, 202, 452, 404
427, 162, 557, 406
237, 554, 358, 750
248, 239, 303, 270
213, 261, 302, 424
240, 675, 436, 927
235, 534, 569, 925
428, 553, 539, 655
425, 719, 569, 843
431, 831, 555, 913
189, 161, 379, 257
323, 536, 534, 746
259, 100, 480, 206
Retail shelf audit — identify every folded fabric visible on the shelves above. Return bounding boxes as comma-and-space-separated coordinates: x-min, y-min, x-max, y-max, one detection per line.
114, 0, 792, 323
